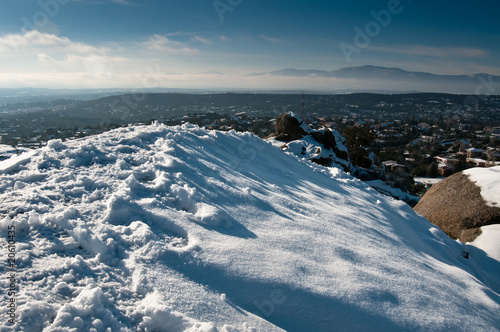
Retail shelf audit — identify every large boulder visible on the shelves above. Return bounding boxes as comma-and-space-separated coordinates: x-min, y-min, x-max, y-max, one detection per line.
414, 170, 500, 242
274, 112, 310, 141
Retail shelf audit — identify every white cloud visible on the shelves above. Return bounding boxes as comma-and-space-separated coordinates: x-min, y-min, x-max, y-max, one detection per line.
0, 31, 133, 80
37, 53, 129, 74
191, 36, 212, 45
110, 0, 136, 5
0, 30, 108, 56
143, 35, 199, 55
0, 30, 65, 50
72, 0, 136, 5
259, 35, 285, 44
0, 31, 213, 88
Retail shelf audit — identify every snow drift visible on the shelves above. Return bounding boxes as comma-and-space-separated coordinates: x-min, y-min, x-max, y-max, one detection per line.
0, 123, 499, 331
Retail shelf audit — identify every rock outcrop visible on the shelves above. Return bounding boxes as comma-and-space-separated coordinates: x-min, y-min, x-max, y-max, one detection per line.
271, 112, 353, 172
414, 171, 500, 242
274, 113, 311, 141
269, 112, 418, 205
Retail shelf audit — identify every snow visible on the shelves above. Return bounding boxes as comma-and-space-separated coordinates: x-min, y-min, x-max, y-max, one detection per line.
0, 145, 31, 163
0, 144, 16, 155
464, 166, 500, 207
470, 225, 500, 262
364, 180, 419, 205
269, 124, 352, 172
0, 123, 499, 331
463, 167, 500, 293
273, 135, 352, 172
414, 177, 443, 186
0, 149, 36, 174
468, 224, 500, 297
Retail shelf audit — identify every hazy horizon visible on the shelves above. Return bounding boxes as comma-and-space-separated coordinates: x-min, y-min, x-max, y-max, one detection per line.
1, 1, 499, 91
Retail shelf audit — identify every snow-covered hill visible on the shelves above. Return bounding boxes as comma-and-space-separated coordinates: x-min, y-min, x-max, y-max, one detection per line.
0, 123, 499, 331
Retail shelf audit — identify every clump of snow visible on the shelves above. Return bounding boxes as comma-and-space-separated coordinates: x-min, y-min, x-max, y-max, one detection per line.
134, 292, 217, 332
464, 166, 500, 207
0, 123, 499, 331
46, 139, 66, 151
414, 177, 443, 186
48, 286, 126, 331
194, 203, 232, 228
468, 224, 500, 296
0, 150, 37, 174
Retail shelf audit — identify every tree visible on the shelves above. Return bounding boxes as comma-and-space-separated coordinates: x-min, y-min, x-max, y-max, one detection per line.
342, 126, 376, 168
427, 162, 439, 178
411, 164, 428, 177
454, 155, 468, 173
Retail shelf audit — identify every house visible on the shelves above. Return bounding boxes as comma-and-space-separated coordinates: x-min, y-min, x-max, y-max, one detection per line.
441, 140, 455, 147
435, 154, 458, 176
435, 154, 458, 166
382, 160, 407, 172
417, 122, 431, 131
466, 148, 484, 159
453, 139, 471, 151
410, 138, 423, 146
420, 135, 435, 143
437, 164, 452, 176
489, 127, 500, 137
487, 148, 500, 161
467, 158, 488, 167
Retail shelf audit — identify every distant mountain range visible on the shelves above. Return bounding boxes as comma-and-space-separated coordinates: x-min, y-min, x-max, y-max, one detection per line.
1, 66, 499, 96
250, 65, 500, 94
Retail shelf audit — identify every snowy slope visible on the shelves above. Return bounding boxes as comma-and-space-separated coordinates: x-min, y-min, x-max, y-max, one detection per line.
0, 123, 499, 331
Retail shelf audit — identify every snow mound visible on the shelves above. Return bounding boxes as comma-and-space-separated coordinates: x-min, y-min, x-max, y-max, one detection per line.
464, 166, 500, 207
469, 224, 500, 298
0, 123, 499, 331
471, 224, 500, 262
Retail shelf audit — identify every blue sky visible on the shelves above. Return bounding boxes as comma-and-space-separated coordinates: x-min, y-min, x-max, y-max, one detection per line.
0, 0, 499, 89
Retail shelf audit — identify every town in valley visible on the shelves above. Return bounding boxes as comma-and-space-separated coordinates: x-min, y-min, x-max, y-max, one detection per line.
1, 91, 500, 197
